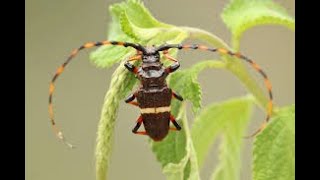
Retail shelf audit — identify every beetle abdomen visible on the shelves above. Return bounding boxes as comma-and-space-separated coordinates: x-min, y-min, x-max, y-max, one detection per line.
137, 86, 172, 141
142, 112, 170, 141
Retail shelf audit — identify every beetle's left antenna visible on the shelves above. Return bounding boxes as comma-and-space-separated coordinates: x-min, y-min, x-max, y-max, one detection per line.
48, 41, 144, 148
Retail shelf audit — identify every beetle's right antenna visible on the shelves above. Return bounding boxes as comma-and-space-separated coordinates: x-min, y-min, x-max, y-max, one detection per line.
157, 44, 273, 138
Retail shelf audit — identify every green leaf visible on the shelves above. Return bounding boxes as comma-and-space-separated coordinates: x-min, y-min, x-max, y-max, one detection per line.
116, 0, 186, 43
89, 8, 136, 68
149, 104, 188, 180
191, 95, 254, 180
221, 0, 295, 50
169, 60, 226, 114
151, 121, 187, 168
95, 63, 138, 180
89, 41, 135, 69
90, 0, 188, 68
150, 60, 225, 180
150, 104, 201, 180
119, 12, 160, 41
118, 0, 171, 41
169, 70, 202, 114
253, 105, 295, 180
124, 0, 170, 28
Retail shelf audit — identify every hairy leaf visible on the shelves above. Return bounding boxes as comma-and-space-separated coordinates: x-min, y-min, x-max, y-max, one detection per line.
253, 105, 295, 180
222, 0, 295, 50
95, 63, 138, 180
151, 104, 201, 180
89, 8, 136, 68
191, 96, 254, 180
90, 0, 187, 68
169, 60, 225, 114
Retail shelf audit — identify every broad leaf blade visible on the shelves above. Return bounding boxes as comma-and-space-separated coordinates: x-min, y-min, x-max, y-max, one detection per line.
150, 105, 200, 180
253, 105, 295, 180
210, 97, 254, 180
169, 60, 225, 114
151, 126, 188, 168
169, 70, 202, 114
191, 96, 254, 172
89, 7, 136, 68
221, 0, 295, 50
125, 0, 170, 28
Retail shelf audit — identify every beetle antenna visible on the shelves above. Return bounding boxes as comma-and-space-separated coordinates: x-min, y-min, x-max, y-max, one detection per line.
48, 41, 144, 147
159, 44, 273, 138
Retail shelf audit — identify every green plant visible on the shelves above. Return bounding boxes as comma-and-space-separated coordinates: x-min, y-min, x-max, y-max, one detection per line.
91, 0, 295, 180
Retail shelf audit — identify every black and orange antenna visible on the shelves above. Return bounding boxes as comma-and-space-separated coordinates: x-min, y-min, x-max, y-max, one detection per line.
156, 44, 273, 137
48, 41, 145, 148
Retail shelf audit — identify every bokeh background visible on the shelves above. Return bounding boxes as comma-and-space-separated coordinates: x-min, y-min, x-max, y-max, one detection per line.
26, 0, 295, 180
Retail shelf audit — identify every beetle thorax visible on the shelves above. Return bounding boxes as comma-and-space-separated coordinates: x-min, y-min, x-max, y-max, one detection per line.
139, 47, 167, 89
138, 64, 167, 89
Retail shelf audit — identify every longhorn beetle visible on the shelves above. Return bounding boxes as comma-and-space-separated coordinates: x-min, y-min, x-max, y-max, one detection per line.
49, 41, 273, 147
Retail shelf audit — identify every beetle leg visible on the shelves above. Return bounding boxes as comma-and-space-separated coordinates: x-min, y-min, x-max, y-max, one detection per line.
172, 91, 183, 101
134, 131, 148, 135
170, 128, 180, 131
163, 50, 180, 74
169, 115, 182, 131
132, 116, 147, 135
128, 101, 139, 107
125, 93, 139, 107
127, 54, 142, 62
163, 50, 177, 62
165, 61, 180, 73
124, 54, 141, 74
124, 62, 139, 74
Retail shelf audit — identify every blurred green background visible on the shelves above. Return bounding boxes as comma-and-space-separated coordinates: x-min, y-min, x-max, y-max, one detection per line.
26, 0, 294, 180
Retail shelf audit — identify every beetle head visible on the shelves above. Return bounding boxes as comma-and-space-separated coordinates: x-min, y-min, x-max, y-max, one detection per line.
142, 46, 160, 63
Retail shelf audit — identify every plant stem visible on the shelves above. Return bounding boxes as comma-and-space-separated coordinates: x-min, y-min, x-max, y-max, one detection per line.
180, 27, 230, 49
179, 102, 201, 180
231, 34, 241, 52
182, 27, 269, 111
192, 60, 226, 73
